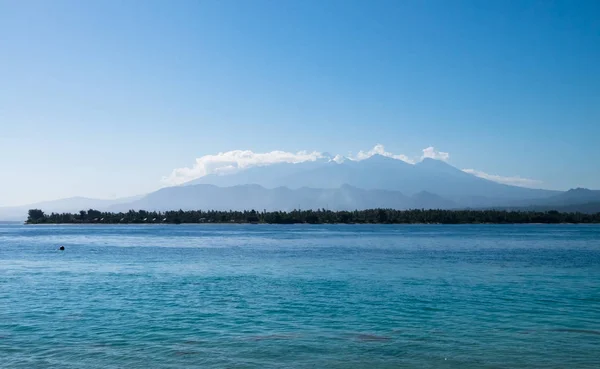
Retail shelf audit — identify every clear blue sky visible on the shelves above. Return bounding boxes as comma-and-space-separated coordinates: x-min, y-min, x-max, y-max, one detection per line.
1, 0, 599, 206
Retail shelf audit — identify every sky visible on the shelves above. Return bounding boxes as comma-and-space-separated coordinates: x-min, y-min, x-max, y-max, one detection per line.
1, 0, 599, 206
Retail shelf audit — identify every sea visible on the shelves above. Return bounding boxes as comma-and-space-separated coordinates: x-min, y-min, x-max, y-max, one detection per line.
0, 223, 599, 368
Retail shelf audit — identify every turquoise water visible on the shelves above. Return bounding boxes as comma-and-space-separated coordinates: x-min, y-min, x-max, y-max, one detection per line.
1, 224, 599, 368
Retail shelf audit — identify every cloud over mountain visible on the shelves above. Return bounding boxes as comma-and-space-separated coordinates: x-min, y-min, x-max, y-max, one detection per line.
163, 144, 536, 189
421, 146, 449, 161
163, 149, 325, 185
351, 144, 415, 163
163, 144, 426, 185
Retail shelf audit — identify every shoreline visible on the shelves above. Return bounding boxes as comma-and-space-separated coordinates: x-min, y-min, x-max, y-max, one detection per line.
24, 208, 600, 225
23, 221, 599, 226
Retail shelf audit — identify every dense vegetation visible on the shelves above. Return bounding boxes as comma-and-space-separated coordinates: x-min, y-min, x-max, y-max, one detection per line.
26, 208, 600, 224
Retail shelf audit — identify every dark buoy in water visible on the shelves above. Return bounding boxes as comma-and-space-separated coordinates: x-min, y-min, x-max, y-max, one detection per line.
59, 246, 65, 251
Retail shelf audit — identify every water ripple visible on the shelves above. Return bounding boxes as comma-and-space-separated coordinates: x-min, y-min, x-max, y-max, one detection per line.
1, 224, 599, 368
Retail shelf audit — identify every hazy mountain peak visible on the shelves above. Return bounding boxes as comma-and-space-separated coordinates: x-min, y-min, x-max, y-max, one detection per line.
412, 190, 437, 196
360, 154, 413, 166
566, 187, 592, 193
556, 187, 600, 201
416, 157, 466, 174
417, 157, 450, 166
363, 154, 394, 162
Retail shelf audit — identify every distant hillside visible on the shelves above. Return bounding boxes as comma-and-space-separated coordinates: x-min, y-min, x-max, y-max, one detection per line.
497, 188, 600, 212
529, 188, 600, 206
0, 195, 144, 221
110, 184, 458, 212
536, 202, 600, 214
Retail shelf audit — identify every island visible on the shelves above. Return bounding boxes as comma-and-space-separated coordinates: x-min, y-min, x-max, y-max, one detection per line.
25, 208, 600, 225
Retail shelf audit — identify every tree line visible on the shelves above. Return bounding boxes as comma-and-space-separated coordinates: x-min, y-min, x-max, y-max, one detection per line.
26, 208, 600, 225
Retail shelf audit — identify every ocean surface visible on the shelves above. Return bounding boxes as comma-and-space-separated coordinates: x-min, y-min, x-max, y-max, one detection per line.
0, 224, 599, 368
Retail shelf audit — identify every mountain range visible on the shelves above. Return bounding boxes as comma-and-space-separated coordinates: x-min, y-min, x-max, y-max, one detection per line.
0, 196, 143, 221
2, 156, 599, 220
188, 156, 559, 206
107, 184, 457, 212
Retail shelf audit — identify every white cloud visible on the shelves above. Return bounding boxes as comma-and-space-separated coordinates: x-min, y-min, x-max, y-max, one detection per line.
462, 169, 543, 188
351, 144, 415, 164
421, 146, 450, 161
163, 149, 325, 185
331, 154, 346, 163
